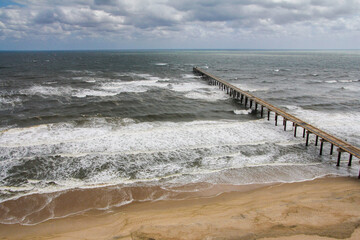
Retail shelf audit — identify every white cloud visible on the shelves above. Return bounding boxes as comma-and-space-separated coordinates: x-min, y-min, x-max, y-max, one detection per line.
0, 0, 359, 49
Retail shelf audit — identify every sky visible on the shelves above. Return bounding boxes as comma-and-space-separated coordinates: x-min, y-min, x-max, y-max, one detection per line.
0, 0, 359, 50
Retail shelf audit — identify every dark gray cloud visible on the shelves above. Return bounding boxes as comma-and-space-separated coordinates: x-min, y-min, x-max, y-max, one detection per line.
0, 0, 359, 49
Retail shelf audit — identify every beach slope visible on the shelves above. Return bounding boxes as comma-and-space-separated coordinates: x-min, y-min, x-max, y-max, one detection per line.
1, 177, 360, 240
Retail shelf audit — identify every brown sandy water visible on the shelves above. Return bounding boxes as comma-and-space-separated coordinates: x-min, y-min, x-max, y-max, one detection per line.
0, 181, 267, 225
1, 176, 360, 240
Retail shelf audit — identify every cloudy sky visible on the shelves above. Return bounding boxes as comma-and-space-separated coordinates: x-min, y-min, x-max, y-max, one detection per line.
0, 0, 359, 50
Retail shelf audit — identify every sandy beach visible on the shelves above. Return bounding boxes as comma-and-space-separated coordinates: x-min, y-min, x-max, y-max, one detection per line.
1, 176, 360, 240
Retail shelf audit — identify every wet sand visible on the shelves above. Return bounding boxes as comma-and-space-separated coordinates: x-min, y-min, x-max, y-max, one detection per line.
1, 176, 360, 240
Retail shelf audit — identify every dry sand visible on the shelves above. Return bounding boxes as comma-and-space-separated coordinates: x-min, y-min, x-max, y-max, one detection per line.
1, 176, 360, 240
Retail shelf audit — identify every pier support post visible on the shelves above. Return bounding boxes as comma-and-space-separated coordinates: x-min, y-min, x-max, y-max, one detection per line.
330, 144, 334, 155
303, 128, 306, 138
261, 106, 264, 118
337, 151, 341, 166
283, 119, 287, 131
255, 102, 258, 112
245, 97, 248, 107
227, 87, 229, 94
320, 139, 324, 155
306, 131, 310, 146
294, 124, 297, 137
240, 95, 243, 104
348, 154, 353, 166
337, 148, 345, 166
275, 113, 278, 126
315, 135, 319, 146
250, 100, 253, 109
267, 110, 270, 121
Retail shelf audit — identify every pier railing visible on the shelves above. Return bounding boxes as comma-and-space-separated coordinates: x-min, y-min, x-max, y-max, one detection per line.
193, 67, 360, 178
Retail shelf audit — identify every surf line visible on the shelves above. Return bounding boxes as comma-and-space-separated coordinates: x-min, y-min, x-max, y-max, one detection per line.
193, 67, 360, 179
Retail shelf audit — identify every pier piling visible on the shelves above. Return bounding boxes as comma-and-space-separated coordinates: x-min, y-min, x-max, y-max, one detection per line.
349, 154, 353, 166
337, 148, 345, 166
306, 131, 310, 146
320, 139, 326, 155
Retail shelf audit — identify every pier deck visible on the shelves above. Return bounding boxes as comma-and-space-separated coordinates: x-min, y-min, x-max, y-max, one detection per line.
193, 67, 360, 177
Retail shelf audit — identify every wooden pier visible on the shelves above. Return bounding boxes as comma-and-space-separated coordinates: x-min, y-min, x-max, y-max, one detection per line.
193, 67, 360, 178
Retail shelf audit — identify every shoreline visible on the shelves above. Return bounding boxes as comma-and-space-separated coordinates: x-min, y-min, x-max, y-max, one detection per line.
1, 176, 360, 239
0, 179, 271, 226
2, 164, 342, 226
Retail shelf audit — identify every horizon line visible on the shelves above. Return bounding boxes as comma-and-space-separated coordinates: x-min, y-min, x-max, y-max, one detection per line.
1, 48, 360, 52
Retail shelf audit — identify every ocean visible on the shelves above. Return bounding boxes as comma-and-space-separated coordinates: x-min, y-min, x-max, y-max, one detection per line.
0, 50, 359, 225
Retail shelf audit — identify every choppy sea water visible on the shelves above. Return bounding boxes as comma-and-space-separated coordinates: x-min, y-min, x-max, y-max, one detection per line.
0, 50, 359, 225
